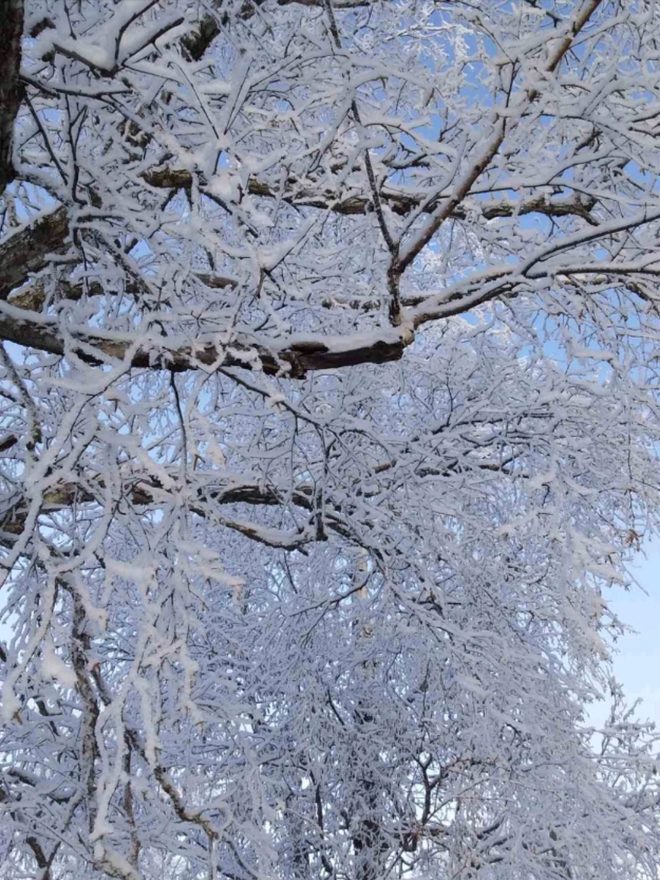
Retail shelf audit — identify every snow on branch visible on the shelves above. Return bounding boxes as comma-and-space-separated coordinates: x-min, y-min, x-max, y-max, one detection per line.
1, 1, 660, 878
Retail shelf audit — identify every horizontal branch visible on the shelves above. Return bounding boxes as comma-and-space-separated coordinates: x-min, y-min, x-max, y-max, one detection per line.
37, 0, 381, 71
142, 165, 596, 222
0, 254, 657, 379
0, 299, 414, 376
182, 0, 377, 61
0, 190, 594, 327
0, 188, 593, 312
0, 473, 319, 549
8, 272, 237, 311
0, 446, 515, 550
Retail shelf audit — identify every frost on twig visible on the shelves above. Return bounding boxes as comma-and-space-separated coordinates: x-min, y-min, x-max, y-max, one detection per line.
1, 1, 660, 878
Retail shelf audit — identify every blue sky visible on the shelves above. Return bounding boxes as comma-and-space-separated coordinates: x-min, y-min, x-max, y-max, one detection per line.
598, 538, 660, 727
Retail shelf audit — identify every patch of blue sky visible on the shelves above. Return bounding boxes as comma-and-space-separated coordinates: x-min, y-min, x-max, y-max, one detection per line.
589, 538, 660, 728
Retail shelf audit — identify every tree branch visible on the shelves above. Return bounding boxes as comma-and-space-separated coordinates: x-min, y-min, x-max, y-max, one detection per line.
142, 165, 596, 222
0, 299, 414, 376
0, 474, 313, 544
0, 206, 69, 299
0, 0, 24, 194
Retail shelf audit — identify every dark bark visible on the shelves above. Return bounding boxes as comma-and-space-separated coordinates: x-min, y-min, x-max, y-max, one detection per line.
143, 165, 595, 221
0, 304, 411, 376
0, 206, 69, 298
0, 0, 24, 193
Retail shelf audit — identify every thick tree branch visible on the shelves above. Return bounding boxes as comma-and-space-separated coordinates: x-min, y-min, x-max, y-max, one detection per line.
0, 299, 413, 376
0, 482, 252, 538
0, 0, 24, 194
0, 247, 657, 378
142, 165, 596, 222
0, 206, 69, 299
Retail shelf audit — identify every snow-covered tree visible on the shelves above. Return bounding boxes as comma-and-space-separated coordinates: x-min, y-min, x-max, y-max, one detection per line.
1, 1, 660, 877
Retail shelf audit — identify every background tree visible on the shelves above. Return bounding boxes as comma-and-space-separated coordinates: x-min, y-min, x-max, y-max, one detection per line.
1, 0, 660, 878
